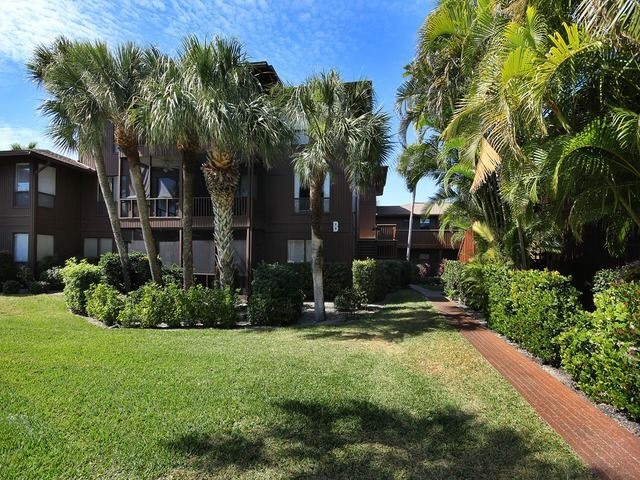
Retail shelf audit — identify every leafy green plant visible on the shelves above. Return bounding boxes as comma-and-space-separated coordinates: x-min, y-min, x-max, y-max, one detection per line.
592, 261, 640, 294
334, 288, 367, 313
2, 280, 21, 295
353, 259, 377, 303
16, 266, 34, 287
86, 283, 124, 326
60, 258, 102, 314
440, 260, 466, 300
39, 266, 63, 291
560, 281, 640, 420
28, 281, 50, 294
247, 263, 303, 326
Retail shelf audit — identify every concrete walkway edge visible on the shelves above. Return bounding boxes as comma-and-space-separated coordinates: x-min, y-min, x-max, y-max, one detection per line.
410, 284, 640, 480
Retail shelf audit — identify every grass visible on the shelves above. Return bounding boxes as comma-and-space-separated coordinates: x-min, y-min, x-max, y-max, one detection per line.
0, 290, 591, 479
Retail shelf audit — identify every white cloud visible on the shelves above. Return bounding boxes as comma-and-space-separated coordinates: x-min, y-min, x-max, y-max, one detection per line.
0, 121, 56, 151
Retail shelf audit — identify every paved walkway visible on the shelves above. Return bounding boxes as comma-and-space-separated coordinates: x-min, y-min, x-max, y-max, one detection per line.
410, 285, 640, 480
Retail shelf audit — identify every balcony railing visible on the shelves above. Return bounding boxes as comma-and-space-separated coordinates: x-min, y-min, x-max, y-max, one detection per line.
120, 197, 180, 218
192, 196, 248, 217
376, 224, 397, 241
294, 197, 330, 213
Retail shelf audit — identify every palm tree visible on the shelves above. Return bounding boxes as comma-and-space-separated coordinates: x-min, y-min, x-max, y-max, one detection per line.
10, 142, 38, 150
183, 37, 292, 288
284, 71, 391, 321
396, 138, 440, 261
27, 37, 132, 291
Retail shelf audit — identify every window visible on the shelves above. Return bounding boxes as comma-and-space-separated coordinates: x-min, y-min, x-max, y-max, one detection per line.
37, 234, 54, 261
14, 163, 30, 207
37, 165, 56, 208
13, 233, 29, 263
294, 173, 330, 213
419, 216, 431, 228
83, 237, 112, 258
287, 240, 312, 263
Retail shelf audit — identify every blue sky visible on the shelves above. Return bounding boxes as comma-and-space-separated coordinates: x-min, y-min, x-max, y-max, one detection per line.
0, 0, 436, 205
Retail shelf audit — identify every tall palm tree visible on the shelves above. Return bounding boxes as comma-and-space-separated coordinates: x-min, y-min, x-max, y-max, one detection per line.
284, 71, 391, 321
184, 37, 292, 288
27, 37, 132, 291
10, 142, 38, 150
396, 138, 440, 261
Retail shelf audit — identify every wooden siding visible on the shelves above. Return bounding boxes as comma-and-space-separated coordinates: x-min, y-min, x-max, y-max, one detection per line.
0, 158, 32, 257
357, 193, 377, 239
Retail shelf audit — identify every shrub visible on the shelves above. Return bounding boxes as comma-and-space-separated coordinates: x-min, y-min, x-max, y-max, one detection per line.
284, 262, 351, 301
60, 258, 102, 314
186, 285, 238, 327
2, 280, 21, 294
500, 270, 581, 364
592, 261, 640, 294
99, 251, 159, 292
559, 281, 640, 420
353, 259, 377, 303
16, 265, 34, 287
441, 260, 466, 300
414, 263, 431, 283
85, 283, 124, 326
248, 263, 303, 326
28, 281, 50, 294
39, 266, 64, 291
162, 265, 184, 286
482, 263, 513, 331
0, 251, 16, 283
334, 288, 367, 313
37, 255, 62, 274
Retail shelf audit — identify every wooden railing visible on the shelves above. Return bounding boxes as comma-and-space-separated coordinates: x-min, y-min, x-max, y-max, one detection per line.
376, 224, 397, 241
395, 229, 455, 248
120, 197, 179, 218
193, 196, 248, 217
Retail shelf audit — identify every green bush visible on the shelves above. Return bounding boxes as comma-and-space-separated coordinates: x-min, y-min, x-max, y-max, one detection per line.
2, 280, 21, 294
353, 259, 377, 303
334, 288, 367, 313
86, 283, 124, 326
185, 285, 238, 327
16, 265, 34, 287
28, 281, 50, 294
592, 261, 640, 294
500, 270, 581, 364
441, 260, 466, 300
60, 258, 102, 314
559, 281, 640, 420
0, 251, 16, 283
482, 263, 513, 331
162, 265, 184, 286
39, 266, 64, 291
248, 263, 304, 326
37, 255, 62, 275
284, 262, 351, 301
99, 251, 159, 292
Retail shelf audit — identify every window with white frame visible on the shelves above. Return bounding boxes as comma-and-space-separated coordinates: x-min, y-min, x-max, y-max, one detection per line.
36, 234, 54, 261
419, 216, 432, 228
13, 233, 29, 263
83, 237, 113, 258
287, 240, 312, 263
293, 173, 330, 213
37, 165, 56, 208
14, 163, 30, 207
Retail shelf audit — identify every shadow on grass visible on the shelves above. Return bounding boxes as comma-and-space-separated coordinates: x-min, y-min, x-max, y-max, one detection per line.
165, 399, 586, 479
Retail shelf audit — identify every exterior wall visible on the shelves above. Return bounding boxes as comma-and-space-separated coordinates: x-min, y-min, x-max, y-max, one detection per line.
80, 176, 113, 239
254, 159, 356, 264
0, 158, 32, 263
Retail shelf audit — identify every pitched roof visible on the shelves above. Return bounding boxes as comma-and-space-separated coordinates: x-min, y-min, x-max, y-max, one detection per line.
377, 202, 448, 217
0, 149, 94, 172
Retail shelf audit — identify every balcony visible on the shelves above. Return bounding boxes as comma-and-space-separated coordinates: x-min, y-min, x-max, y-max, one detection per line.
395, 229, 455, 248
120, 198, 180, 218
376, 224, 397, 241
193, 196, 248, 217
294, 197, 330, 213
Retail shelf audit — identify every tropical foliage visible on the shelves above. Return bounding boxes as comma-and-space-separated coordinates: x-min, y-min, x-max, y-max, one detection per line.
399, 0, 640, 265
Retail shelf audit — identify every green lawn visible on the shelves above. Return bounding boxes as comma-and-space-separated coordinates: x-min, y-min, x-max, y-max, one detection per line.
0, 291, 590, 479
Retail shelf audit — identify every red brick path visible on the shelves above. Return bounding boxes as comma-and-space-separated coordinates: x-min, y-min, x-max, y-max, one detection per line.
411, 285, 640, 480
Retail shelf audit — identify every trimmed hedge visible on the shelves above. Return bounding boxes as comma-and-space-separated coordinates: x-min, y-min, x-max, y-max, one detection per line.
28, 281, 50, 294
99, 251, 159, 292
247, 263, 304, 326
0, 251, 16, 283
86, 283, 124, 326
60, 258, 102, 314
185, 285, 238, 328
334, 287, 367, 313
284, 262, 351, 301
559, 281, 640, 420
353, 259, 413, 303
2, 280, 21, 294
441, 260, 466, 301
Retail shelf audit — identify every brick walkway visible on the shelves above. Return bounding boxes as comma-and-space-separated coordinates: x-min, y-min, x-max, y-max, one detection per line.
410, 285, 640, 480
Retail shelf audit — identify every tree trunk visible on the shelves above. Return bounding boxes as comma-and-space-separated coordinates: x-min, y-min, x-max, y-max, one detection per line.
406, 189, 416, 262
182, 151, 196, 289
94, 152, 131, 292
203, 156, 239, 289
310, 174, 325, 322
123, 148, 163, 284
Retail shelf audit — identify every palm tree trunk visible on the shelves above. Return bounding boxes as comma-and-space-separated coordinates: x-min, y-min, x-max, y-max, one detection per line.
123, 149, 163, 284
182, 151, 196, 289
203, 160, 239, 289
406, 188, 416, 262
94, 152, 131, 292
310, 174, 325, 322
